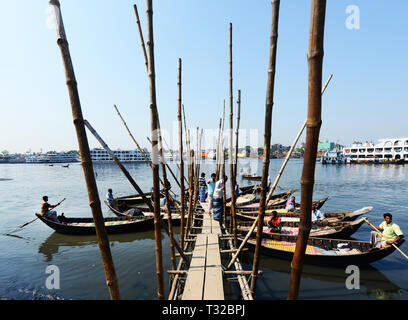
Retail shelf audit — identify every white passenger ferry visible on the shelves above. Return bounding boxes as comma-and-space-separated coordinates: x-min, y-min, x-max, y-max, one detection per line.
342, 138, 408, 163
89, 148, 150, 163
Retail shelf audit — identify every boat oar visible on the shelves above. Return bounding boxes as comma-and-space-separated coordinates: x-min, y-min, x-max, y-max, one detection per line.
362, 217, 408, 260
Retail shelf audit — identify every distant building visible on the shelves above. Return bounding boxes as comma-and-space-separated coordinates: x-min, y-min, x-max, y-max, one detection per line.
319, 141, 335, 151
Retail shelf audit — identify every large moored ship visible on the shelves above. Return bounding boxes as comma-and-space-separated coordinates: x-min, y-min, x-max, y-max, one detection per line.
89, 148, 150, 163
342, 138, 408, 163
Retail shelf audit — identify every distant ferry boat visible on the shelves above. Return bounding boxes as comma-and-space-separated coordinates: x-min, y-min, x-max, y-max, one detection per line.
342, 138, 408, 164
321, 150, 344, 164
25, 152, 78, 163
89, 148, 150, 163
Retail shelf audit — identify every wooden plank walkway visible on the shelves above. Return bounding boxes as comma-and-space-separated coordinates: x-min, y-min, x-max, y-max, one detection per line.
182, 201, 224, 300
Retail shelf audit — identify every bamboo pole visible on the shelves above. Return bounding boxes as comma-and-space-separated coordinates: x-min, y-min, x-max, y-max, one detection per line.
288, 0, 327, 300
250, 0, 281, 297
234, 90, 241, 185
265, 74, 332, 204
145, 0, 164, 300
48, 0, 120, 300
156, 124, 177, 273
133, 4, 149, 71
162, 135, 189, 186
113, 104, 176, 197
84, 120, 154, 211
177, 58, 186, 250
147, 136, 181, 190
221, 137, 227, 227
215, 117, 222, 179
228, 23, 238, 246
216, 101, 226, 180
225, 68, 334, 275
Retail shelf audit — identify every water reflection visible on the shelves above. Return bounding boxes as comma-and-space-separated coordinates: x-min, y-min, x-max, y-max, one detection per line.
38, 230, 158, 262
241, 252, 405, 300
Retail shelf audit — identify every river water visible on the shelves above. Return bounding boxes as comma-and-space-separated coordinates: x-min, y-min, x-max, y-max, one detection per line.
0, 159, 407, 300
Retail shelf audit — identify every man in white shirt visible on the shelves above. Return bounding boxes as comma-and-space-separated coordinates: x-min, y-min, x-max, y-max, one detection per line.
212, 176, 228, 221
312, 205, 325, 222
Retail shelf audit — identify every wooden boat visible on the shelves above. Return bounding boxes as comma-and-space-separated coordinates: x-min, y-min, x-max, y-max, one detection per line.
237, 218, 365, 239
234, 189, 296, 211
62, 164, 70, 168
236, 196, 329, 212
241, 174, 262, 181
35, 212, 183, 235
105, 200, 184, 219
226, 193, 258, 207
238, 232, 405, 267
239, 185, 261, 194
113, 191, 164, 206
236, 206, 373, 223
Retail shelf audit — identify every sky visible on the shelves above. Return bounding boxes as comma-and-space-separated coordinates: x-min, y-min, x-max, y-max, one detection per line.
0, 0, 407, 154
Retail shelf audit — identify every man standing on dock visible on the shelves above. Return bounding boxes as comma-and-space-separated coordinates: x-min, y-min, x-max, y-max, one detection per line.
207, 173, 217, 213
212, 175, 228, 221
370, 213, 404, 248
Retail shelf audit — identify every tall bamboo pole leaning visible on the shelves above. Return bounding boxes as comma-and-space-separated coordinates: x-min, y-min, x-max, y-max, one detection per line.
265, 74, 332, 205
155, 122, 177, 272
48, 0, 120, 300
232, 89, 241, 244
145, 0, 164, 300
234, 90, 241, 185
217, 100, 226, 180
85, 120, 188, 264
221, 136, 227, 227
177, 58, 186, 249
228, 23, 237, 244
288, 0, 327, 300
215, 117, 222, 180
250, 0, 281, 297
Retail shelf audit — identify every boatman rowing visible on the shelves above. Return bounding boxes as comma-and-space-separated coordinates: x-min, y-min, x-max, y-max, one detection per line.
41, 196, 60, 222
370, 213, 404, 248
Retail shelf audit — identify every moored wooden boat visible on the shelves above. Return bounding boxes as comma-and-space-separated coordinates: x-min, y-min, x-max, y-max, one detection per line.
35, 212, 183, 235
238, 232, 405, 267
236, 206, 373, 223
234, 189, 295, 211
241, 174, 262, 180
113, 191, 165, 206
239, 185, 261, 194
236, 196, 329, 212
237, 218, 365, 239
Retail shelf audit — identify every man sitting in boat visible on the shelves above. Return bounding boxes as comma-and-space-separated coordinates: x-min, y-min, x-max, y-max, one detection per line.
285, 196, 296, 212
41, 196, 60, 222
267, 211, 282, 233
106, 189, 114, 206
370, 213, 404, 248
312, 204, 325, 222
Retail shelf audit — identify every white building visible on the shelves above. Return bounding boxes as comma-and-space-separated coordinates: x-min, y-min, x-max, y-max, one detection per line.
89, 148, 150, 163
342, 138, 408, 162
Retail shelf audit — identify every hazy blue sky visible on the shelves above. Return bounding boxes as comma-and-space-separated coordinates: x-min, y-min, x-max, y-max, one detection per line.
1, 1, 407, 153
